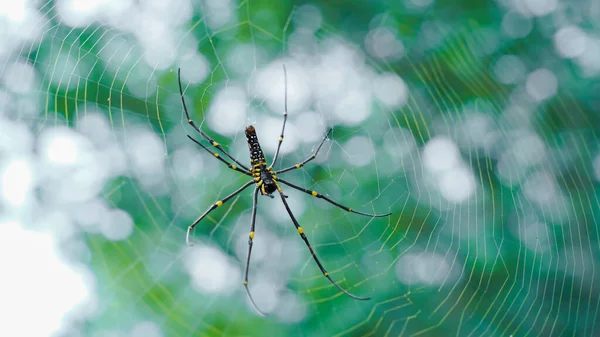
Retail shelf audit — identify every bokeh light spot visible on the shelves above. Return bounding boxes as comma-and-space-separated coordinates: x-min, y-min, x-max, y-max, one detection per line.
184, 245, 240, 294
1, 159, 33, 207
396, 252, 461, 286
439, 166, 476, 203
0, 221, 95, 336
208, 86, 248, 136
372, 72, 409, 109
526, 68, 558, 101
422, 136, 461, 173
131, 321, 163, 337
100, 208, 134, 241
493, 54, 526, 84
554, 25, 588, 59
43, 130, 79, 165
342, 135, 375, 167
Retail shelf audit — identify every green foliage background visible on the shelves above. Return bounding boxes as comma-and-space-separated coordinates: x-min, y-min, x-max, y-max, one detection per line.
17, 0, 600, 336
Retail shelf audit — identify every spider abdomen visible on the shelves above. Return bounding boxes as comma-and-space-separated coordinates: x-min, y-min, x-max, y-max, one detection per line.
245, 125, 277, 195
245, 125, 266, 165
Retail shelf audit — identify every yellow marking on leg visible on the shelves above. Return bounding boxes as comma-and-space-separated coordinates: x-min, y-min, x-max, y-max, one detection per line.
257, 180, 263, 185
279, 137, 283, 141
348, 208, 352, 212
324, 272, 329, 277
212, 141, 219, 146
244, 281, 248, 285
213, 153, 219, 157
216, 200, 223, 206
249, 232, 255, 239
297, 227, 304, 234
188, 226, 193, 231
261, 185, 266, 194
231, 165, 237, 170
254, 177, 260, 181
295, 164, 301, 168
311, 191, 318, 196
312, 154, 316, 158
188, 119, 193, 123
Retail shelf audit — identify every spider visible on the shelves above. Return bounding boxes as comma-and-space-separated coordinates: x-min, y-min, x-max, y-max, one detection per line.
178, 65, 391, 316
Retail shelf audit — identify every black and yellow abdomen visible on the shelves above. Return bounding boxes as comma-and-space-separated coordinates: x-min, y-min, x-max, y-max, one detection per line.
245, 125, 266, 166
245, 125, 277, 195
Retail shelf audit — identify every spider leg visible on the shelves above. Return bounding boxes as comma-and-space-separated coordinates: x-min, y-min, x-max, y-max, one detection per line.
243, 187, 267, 316
276, 178, 391, 218
274, 128, 332, 174
276, 185, 370, 300
186, 180, 255, 246
186, 135, 252, 177
178, 68, 251, 172
269, 64, 288, 169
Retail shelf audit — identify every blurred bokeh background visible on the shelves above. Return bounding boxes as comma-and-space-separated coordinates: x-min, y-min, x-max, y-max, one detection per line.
1, 0, 599, 336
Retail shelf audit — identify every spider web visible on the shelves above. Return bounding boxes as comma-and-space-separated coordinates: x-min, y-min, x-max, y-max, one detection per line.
2, 0, 600, 336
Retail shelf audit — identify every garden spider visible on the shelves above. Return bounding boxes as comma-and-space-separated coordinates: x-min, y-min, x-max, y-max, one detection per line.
178, 65, 391, 316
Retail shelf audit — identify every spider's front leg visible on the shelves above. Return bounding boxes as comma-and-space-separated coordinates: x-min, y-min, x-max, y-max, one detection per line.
270, 64, 288, 169
178, 68, 251, 172
186, 135, 252, 177
186, 180, 254, 245
275, 128, 332, 174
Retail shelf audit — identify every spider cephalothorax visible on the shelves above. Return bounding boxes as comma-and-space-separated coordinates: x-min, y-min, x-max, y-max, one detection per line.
178, 65, 391, 316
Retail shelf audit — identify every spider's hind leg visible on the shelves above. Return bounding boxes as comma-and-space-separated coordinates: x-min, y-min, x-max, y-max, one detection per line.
276, 187, 370, 300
